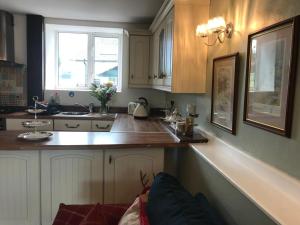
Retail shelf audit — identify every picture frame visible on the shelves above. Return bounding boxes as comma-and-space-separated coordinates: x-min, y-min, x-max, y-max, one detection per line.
211, 53, 239, 134
244, 16, 300, 137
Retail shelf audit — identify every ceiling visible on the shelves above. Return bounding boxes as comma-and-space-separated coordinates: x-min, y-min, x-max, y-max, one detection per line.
0, 0, 165, 23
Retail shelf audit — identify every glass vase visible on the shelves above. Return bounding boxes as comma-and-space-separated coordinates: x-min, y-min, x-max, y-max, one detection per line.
99, 102, 109, 114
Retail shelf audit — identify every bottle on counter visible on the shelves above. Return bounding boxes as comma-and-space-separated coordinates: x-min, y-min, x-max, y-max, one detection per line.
54, 92, 60, 105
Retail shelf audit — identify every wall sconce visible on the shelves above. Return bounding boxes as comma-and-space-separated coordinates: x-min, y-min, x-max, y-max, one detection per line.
196, 17, 233, 46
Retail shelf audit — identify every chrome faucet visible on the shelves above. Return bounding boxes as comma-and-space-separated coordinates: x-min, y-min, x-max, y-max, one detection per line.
74, 103, 94, 113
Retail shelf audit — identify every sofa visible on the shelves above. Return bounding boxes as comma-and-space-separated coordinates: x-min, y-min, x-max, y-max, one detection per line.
52, 172, 224, 225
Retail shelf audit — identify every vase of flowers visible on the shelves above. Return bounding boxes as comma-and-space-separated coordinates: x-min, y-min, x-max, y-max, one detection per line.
89, 82, 117, 114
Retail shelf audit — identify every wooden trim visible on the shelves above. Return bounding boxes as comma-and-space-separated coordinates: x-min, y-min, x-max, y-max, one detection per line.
128, 31, 152, 36
150, 0, 174, 32
211, 53, 239, 135
243, 16, 300, 137
151, 85, 172, 92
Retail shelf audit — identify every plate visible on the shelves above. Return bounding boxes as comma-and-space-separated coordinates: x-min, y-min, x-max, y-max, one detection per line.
26, 109, 47, 114
18, 131, 53, 141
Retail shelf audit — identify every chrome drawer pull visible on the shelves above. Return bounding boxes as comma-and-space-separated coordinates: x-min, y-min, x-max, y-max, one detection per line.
65, 123, 80, 129
96, 124, 110, 129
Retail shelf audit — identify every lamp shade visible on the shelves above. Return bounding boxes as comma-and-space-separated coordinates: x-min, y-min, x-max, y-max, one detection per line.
196, 24, 208, 37
207, 17, 226, 32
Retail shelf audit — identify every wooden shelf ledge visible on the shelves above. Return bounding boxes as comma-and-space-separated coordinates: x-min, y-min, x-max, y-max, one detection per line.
189, 134, 300, 225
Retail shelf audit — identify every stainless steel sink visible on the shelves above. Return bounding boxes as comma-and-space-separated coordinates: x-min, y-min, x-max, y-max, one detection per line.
61, 112, 89, 116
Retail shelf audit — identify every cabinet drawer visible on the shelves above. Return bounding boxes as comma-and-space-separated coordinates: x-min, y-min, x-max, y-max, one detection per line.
91, 121, 113, 132
54, 119, 91, 131
6, 119, 53, 131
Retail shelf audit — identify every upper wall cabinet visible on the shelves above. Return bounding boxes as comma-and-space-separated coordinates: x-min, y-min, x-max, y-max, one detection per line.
150, 0, 209, 93
129, 34, 151, 88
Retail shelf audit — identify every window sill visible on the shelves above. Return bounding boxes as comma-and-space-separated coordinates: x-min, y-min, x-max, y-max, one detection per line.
45, 89, 122, 93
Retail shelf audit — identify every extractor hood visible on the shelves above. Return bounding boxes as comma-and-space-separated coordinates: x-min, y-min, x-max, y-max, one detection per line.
0, 10, 14, 62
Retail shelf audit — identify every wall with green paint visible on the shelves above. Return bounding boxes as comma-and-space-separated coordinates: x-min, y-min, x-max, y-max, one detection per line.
167, 0, 300, 224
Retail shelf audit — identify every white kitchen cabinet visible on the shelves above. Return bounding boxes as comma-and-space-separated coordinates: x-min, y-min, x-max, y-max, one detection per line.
53, 119, 91, 131
150, 11, 173, 90
6, 118, 53, 131
91, 120, 114, 132
41, 150, 104, 225
150, 23, 164, 88
129, 35, 151, 87
104, 148, 164, 204
0, 151, 40, 225
150, 2, 209, 93
163, 10, 174, 87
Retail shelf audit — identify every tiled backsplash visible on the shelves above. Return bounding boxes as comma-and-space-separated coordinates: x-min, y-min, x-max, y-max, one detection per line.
0, 62, 27, 106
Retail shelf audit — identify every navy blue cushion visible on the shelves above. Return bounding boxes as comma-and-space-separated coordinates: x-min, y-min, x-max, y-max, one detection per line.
194, 193, 225, 225
147, 172, 215, 225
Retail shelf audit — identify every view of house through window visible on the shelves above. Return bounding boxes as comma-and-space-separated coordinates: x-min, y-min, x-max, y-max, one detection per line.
45, 24, 123, 91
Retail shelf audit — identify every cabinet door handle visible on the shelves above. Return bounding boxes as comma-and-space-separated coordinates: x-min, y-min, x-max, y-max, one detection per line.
96, 124, 110, 129
153, 74, 158, 79
159, 73, 166, 79
65, 123, 80, 129
109, 155, 112, 164
148, 75, 152, 80
131, 74, 134, 79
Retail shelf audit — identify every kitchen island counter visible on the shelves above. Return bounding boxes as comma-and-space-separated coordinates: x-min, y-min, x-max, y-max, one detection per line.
0, 113, 208, 150
0, 130, 183, 150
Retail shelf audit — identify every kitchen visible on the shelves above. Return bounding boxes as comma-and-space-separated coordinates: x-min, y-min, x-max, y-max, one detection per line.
0, 0, 300, 225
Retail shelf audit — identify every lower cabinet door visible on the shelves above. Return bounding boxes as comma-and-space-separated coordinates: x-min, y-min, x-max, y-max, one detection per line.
104, 148, 164, 204
41, 150, 104, 225
53, 119, 91, 131
91, 120, 114, 132
0, 151, 40, 225
6, 119, 53, 131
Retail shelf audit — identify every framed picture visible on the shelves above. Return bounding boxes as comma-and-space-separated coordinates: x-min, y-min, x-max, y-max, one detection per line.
211, 53, 239, 134
244, 16, 300, 137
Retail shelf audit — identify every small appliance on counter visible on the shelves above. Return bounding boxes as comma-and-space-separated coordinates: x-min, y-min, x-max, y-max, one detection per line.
131, 97, 149, 119
128, 102, 138, 115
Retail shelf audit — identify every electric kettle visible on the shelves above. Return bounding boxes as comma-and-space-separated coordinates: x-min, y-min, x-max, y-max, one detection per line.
133, 97, 149, 119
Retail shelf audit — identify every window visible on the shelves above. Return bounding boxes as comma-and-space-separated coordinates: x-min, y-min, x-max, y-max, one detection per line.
45, 24, 123, 91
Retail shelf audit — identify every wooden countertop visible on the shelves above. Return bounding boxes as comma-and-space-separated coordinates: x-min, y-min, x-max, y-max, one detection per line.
0, 131, 182, 150
0, 113, 191, 150
111, 114, 166, 132
0, 113, 208, 150
1, 112, 116, 121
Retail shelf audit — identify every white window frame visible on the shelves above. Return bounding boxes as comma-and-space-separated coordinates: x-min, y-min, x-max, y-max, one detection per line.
45, 24, 123, 92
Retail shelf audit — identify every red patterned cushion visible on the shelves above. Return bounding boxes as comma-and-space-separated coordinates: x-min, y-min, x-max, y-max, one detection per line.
101, 204, 130, 225
139, 198, 150, 225
53, 204, 94, 225
118, 193, 150, 225
79, 204, 129, 225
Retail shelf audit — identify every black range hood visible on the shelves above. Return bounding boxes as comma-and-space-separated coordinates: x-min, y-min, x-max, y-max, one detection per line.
0, 10, 14, 63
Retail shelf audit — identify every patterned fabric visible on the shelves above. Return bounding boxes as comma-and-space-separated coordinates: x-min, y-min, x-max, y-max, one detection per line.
118, 192, 150, 225
80, 204, 130, 225
139, 197, 150, 225
52, 204, 94, 225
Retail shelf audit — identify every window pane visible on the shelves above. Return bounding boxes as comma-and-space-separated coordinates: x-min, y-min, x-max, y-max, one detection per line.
94, 37, 119, 87
58, 33, 88, 88
94, 62, 118, 85
95, 37, 119, 61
